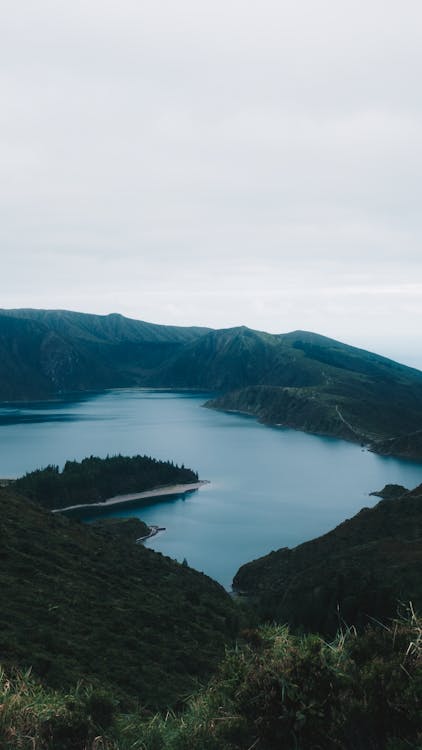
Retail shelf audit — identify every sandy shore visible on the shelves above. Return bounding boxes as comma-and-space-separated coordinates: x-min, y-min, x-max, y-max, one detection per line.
135, 524, 166, 543
52, 480, 209, 514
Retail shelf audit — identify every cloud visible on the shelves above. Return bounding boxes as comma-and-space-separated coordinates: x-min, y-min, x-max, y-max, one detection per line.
1, 0, 422, 364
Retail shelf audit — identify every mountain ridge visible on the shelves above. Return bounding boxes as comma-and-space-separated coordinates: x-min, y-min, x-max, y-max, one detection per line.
1, 308, 422, 459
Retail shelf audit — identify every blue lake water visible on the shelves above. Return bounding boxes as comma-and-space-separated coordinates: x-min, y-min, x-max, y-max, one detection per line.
1, 388, 421, 589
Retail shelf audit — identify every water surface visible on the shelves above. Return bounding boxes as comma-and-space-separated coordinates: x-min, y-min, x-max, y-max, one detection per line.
1, 389, 421, 588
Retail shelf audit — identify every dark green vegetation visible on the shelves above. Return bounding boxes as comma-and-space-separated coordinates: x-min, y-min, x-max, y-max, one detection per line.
202, 330, 422, 458
0, 308, 209, 400
369, 483, 408, 500
2, 309, 422, 458
374, 430, 422, 461
90, 517, 150, 541
0, 488, 238, 709
234, 485, 422, 635
14, 454, 198, 510
2, 613, 421, 749
1, 463, 421, 748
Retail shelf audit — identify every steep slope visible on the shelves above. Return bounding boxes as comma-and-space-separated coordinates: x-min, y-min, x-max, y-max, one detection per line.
0, 309, 209, 399
0, 488, 238, 707
150, 326, 336, 391
0, 315, 93, 400
233, 485, 422, 634
200, 329, 422, 451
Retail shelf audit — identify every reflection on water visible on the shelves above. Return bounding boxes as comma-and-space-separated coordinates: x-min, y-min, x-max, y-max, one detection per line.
1, 388, 421, 588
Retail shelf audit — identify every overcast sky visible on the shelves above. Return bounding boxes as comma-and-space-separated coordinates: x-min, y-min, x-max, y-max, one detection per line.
1, 0, 421, 366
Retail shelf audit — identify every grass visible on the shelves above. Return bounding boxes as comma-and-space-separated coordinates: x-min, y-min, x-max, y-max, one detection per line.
2, 609, 420, 749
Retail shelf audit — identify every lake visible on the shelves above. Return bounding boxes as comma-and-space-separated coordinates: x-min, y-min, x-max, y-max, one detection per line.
1, 388, 421, 589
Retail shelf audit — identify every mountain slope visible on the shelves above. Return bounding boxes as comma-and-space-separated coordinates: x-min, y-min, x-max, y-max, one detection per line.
0, 487, 238, 707
204, 333, 422, 450
0, 309, 209, 399
233, 484, 422, 634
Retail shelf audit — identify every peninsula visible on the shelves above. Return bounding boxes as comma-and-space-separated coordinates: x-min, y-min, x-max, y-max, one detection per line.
14, 454, 200, 511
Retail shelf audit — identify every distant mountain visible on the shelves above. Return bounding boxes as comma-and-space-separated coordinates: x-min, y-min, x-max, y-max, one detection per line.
151, 325, 341, 391
155, 326, 422, 453
1, 309, 422, 458
233, 484, 422, 634
0, 309, 209, 399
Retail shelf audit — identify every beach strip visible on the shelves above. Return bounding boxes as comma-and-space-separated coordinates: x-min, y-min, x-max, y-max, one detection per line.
52, 480, 209, 514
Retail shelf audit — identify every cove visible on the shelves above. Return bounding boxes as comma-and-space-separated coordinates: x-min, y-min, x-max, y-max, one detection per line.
1, 388, 421, 589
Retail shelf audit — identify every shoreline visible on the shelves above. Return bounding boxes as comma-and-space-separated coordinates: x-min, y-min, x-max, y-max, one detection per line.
135, 524, 166, 543
52, 480, 209, 514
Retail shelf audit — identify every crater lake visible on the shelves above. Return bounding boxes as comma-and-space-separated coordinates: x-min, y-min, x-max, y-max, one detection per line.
1, 388, 421, 588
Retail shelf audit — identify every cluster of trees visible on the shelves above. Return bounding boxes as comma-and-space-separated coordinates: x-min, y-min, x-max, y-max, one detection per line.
14, 454, 199, 509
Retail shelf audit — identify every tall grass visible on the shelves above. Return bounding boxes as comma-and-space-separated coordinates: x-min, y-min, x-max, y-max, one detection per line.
0, 668, 118, 749
1, 609, 421, 750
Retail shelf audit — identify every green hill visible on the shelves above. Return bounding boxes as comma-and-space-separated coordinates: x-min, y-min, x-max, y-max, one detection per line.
201, 329, 422, 453
233, 484, 422, 634
0, 487, 238, 708
0, 309, 209, 400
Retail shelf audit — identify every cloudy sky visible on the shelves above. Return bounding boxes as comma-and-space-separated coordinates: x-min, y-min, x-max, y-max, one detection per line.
2, 0, 421, 365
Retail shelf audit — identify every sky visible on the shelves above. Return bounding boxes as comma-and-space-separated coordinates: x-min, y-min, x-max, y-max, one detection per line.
1, 0, 422, 367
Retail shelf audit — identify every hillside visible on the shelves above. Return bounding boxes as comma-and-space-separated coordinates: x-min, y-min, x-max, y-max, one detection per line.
233, 484, 422, 634
201, 329, 422, 452
0, 309, 209, 399
2, 310, 422, 458
0, 488, 238, 708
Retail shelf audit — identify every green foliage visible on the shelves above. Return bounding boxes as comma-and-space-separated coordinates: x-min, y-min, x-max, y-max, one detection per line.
14, 454, 199, 510
0, 488, 238, 708
0, 309, 209, 400
0, 667, 119, 749
121, 609, 422, 750
3, 612, 419, 749
234, 488, 422, 634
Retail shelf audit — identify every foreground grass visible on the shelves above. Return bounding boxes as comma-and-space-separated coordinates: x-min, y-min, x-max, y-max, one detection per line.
2, 609, 421, 750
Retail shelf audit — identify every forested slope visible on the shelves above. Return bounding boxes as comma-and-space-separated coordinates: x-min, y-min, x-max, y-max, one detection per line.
233, 485, 422, 634
0, 488, 238, 708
